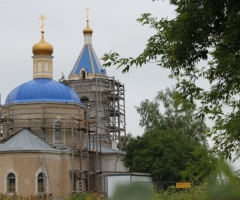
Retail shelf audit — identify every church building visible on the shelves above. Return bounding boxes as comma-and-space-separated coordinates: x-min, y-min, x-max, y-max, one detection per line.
0, 12, 126, 200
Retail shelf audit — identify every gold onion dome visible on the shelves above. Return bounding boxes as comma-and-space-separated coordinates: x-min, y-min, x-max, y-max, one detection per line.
32, 31, 53, 56
83, 20, 93, 34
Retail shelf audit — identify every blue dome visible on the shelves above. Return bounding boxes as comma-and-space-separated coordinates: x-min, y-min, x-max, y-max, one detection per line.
5, 78, 81, 104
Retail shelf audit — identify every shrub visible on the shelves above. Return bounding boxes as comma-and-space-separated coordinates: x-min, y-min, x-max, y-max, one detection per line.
65, 192, 107, 200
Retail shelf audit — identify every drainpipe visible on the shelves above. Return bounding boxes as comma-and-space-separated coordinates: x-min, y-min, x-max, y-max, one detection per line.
115, 151, 120, 172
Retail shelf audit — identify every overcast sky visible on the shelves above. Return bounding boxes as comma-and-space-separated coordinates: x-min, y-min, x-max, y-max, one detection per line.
0, 0, 240, 170
0, 0, 176, 136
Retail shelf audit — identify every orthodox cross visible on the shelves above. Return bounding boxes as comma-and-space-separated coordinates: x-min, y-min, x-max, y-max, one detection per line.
39, 14, 46, 32
85, 7, 90, 21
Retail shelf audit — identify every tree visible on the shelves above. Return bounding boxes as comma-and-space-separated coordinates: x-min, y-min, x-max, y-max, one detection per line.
123, 88, 216, 181
123, 128, 215, 182
137, 87, 207, 144
120, 132, 133, 151
102, 0, 240, 160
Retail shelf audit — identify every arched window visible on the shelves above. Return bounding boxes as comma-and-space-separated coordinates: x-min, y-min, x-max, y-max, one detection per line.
55, 121, 61, 141
38, 173, 45, 193
81, 70, 86, 79
81, 96, 90, 110
7, 173, 15, 193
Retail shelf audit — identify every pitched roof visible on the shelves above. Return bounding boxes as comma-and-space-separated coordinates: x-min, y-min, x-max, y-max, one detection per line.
69, 45, 106, 77
90, 144, 126, 155
101, 146, 126, 155
0, 129, 61, 153
0, 129, 125, 154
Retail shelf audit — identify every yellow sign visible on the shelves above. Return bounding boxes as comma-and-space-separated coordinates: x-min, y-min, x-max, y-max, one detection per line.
176, 182, 191, 188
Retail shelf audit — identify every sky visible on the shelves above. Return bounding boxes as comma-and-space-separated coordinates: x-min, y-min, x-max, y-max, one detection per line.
0, 0, 176, 136
0, 0, 239, 171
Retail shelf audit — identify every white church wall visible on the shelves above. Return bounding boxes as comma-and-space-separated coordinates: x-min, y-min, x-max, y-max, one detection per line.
101, 154, 126, 172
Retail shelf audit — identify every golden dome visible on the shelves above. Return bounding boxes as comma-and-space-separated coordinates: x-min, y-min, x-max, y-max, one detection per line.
83, 20, 93, 34
32, 31, 53, 56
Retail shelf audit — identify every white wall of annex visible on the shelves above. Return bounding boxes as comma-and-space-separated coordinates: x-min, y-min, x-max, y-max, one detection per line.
107, 175, 130, 198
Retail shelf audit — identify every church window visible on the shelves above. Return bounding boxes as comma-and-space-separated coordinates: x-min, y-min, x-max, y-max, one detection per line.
38, 62, 42, 71
81, 70, 86, 79
45, 61, 49, 71
55, 121, 61, 141
81, 96, 90, 109
37, 173, 45, 193
7, 173, 15, 193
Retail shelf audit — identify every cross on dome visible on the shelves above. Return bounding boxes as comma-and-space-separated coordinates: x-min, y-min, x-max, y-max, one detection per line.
83, 7, 93, 35
85, 7, 90, 21
39, 14, 46, 32
32, 14, 53, 57
69, 8, 107, 80
32, 14, 54, 79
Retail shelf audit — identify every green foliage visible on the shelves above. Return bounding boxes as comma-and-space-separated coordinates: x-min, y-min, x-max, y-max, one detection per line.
65, 192, 107, 200
102, 0, 240, 161
112, 184, 153, 200
64, 160, 240, 200
151, 186, 207, 200
0, 193, 44, 200
136, 87, 207, 144
123, 87, 216, 182
65, 192, 90, 200
123, 129, 215, 182
120, 132, 133, 151
150, 159, 240, 200
206, 158, 240, 200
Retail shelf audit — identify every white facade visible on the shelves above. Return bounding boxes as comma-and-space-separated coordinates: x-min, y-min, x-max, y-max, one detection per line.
103, 173, 152, 198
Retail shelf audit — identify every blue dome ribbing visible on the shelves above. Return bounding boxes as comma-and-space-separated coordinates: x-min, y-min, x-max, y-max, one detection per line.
5, 78, 80, 104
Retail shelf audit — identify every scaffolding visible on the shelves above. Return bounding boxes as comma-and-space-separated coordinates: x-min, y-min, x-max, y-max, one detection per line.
0, 75, 126, 195
68, 75, 126, 144
0, 104, 2, 140
0, 103, 85, 197
67, 75, 126, 192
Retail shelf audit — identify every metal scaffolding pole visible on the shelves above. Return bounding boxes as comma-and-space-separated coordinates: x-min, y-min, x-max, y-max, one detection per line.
86, 107, 90, 192
71, 117, 74, 194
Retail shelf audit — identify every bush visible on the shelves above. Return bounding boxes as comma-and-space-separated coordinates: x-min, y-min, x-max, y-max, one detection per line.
0, 193, 45, 200
65, 192, 107, 200
151, 186, 207, 200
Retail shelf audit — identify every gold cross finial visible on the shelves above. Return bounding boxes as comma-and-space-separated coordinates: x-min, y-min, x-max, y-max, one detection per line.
85, 7, 90, 21
39, 14, 46, 32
